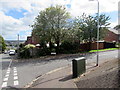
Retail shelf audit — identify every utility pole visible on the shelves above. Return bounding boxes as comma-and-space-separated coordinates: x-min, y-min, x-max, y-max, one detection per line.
89, 0, 99, 66
96, 1, 99, 66
17, 34, 19, 56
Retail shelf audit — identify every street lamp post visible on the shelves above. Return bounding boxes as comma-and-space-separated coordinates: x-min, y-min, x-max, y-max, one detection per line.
17, 34, 19, 49
17, 34, 19, 56
89, 0, 99, 66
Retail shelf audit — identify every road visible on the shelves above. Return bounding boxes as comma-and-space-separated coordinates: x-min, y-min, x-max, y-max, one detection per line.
0, 50, 119, 88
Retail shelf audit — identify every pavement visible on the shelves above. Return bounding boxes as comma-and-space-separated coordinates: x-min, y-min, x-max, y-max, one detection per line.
25, 65, 77, 88
25, 57, 119, 88
75, 58, 119, 88
25, 59, 98, 88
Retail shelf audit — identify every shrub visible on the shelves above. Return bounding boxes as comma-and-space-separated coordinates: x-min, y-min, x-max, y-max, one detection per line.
18, 44, 35, 58
19, 48, 30, 58
36, 47, 51, 57
59, 41, 80, 54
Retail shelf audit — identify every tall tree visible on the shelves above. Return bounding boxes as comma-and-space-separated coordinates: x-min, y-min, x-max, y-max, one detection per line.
32, 5, 70, 53
69, 13, 110, 51
95, 14, 111, 39
72, 13, 110, 43
0, 35, 6, 52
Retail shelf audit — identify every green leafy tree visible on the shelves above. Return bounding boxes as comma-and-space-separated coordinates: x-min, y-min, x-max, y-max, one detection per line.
67, 13, 110, 51
0, 35, 6, 52
31, 5, 111, 54
32, 5, 70, 53
71, 13, 110, 43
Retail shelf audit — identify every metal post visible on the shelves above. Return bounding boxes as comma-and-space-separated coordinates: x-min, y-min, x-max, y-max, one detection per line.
17, 34, 19, 56
89, 0, 99, 66
96, 1, 99, 66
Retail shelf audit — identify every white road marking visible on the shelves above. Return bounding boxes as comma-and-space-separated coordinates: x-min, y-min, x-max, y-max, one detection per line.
5, 74, 9, 77
7, 69, 10, 72
6, 71, 10, 74
13, 67, 19, 86
14, 80, 19, 86
8, 60, 12, 68
1, 82, 7, 88
1, 59, 13, 88
14, 68, 16, 71
6, 67, 11, 73
14, 70, 17, 73
14, 73, 17, 76
13, 67, 16, 70
3, 77, 8, 81
14, 76, 18, 80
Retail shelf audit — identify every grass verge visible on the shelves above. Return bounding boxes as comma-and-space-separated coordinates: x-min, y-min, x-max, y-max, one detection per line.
89, 48, 119, 53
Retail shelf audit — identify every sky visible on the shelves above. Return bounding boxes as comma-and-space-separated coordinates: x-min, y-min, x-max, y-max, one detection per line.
118, 1, 120, 25
0, 0, 119, 40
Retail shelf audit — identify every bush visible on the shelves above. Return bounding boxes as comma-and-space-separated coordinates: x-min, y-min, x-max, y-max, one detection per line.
59, 41, 80, 54
18, 45, 51, 58
51, 48, 56, 52
19, 48, 30, 59
18, 44, 36, 58
36, 47, 51, 57
44, 48, 51, 55
116, 43, 120, 48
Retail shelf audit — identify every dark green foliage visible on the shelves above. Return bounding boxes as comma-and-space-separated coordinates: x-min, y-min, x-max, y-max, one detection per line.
60, 41, 80, 54
0, 35, 6, 52
19, 48, 30, 58
18, 44, 51, 58
36, 48, 51, 56
19, 43, 25, 48
32, 5, 70, 54
30, 6, 111, 56
51, 48, 56, 52
72, 14, 110, 43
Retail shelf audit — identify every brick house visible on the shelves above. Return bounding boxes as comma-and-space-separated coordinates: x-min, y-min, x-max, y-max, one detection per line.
104, 28, 120, 43
80, 28, 119, 51
25, 36, 32, 45
25, 36, 38, 45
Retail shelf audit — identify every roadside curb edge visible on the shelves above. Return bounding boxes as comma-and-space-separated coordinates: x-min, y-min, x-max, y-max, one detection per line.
24, 65, 70, 88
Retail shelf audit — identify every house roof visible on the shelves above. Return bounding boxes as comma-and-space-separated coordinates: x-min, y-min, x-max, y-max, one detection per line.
108, 28, 120, 34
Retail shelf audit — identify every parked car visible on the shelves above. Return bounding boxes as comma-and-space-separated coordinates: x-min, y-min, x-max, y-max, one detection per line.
9, 49, 15, 55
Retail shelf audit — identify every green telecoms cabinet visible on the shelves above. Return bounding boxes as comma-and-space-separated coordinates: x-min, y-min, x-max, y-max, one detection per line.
72, 57, 86, 78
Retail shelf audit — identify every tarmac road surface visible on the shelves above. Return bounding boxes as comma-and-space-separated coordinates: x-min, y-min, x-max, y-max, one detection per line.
0, 50, 118, 88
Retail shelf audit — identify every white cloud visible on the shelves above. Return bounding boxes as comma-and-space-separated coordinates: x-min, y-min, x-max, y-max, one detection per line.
0, 10, 31, 40
110, 21, 118, 28
0, 0, 32, 12
0, 0, 119, 40
69, 0, 119, 17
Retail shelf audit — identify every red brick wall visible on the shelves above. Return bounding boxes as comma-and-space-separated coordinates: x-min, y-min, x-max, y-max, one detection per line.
25, 36, 32, 45
25, 36, 40, 45
104, 31, 119, 42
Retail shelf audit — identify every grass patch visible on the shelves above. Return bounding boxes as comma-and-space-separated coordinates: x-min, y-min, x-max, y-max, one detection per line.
89, 48, 118, 53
